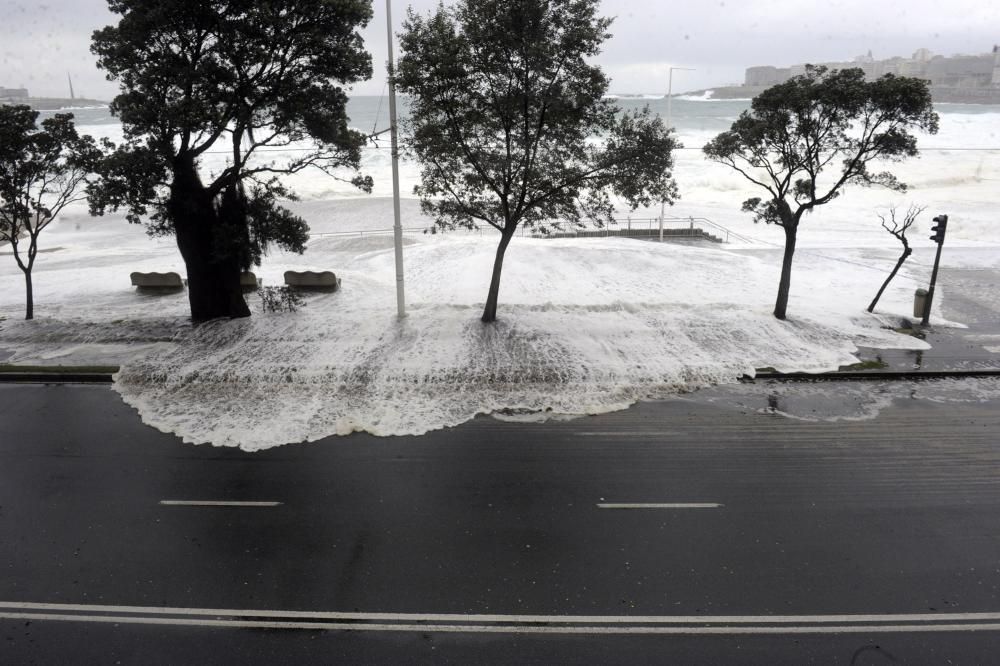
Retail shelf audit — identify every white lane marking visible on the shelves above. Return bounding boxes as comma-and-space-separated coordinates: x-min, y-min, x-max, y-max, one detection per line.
4, 602, 1000, 626
597, 503, 723, 509
3, 612, 1000, 635
158, 501, 281, 507
575, 432, 679, 437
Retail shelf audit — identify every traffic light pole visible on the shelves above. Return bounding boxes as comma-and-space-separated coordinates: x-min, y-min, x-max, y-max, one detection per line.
921, 241, 944, 326
921, 214, 948, 326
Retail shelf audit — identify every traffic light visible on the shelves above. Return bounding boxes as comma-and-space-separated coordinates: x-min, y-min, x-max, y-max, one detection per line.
930, 215, 948, 244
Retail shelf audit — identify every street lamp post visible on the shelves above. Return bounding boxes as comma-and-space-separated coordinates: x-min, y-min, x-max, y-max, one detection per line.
665, 66, 695, 130
386, 0, 406, 319
660, 66, 695, 241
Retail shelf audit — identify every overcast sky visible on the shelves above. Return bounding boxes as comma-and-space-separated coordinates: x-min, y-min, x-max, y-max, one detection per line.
2, 0, 998, 99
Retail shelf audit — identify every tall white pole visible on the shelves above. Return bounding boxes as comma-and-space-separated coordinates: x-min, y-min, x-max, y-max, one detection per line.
666, 68, 674, 133
660, 69, 673, 235
386, 0, 406, 319
660, 67, 694, 235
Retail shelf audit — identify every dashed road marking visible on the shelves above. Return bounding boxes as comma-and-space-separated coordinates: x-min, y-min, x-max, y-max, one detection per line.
596, 503, 723, 509
158, 501, 282, 507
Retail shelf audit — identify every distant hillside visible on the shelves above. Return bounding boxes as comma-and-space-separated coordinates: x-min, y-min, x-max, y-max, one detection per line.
1, 97, 108, 111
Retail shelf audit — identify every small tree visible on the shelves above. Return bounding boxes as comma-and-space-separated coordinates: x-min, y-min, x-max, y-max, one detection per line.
90, 0, 374, 322
704, 66, 938, 320
867, 203, 925, 313
395, 0, 678, 322
0, 106, 102, 320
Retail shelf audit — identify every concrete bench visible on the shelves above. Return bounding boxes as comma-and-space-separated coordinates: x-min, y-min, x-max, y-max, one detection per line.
240, 271, 260, 292
130, 271, 184, 292
283, 270, 341, 291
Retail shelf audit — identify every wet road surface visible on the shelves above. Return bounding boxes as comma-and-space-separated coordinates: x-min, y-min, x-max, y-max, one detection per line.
3, 381, 1000, 663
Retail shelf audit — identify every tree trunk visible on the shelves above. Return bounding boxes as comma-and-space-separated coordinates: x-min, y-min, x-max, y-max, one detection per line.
168, 156, 250, 323
867, 247, 912, 313
23, 269, 33, 321
773, 223, 798, 320
481, 229, 514, 323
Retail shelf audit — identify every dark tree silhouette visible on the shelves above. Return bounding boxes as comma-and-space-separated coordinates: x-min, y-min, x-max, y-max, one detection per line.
395, 0, 678, 322
90, 0, 374, 322
705, 66, 938, 320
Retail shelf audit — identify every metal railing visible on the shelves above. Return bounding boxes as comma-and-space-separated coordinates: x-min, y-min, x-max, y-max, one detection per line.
308, 216, 753, 243
600, 216, 755, 244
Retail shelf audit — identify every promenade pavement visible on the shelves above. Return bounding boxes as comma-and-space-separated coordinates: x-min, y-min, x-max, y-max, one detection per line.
850, 265, 1000, 375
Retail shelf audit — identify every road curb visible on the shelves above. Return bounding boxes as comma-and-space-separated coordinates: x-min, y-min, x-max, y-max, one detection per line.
2, 369, 999, 386
0, 372, 115, 384
749, 369, 1000, 382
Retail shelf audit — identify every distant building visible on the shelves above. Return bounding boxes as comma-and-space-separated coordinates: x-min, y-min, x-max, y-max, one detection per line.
744, 66, 792, 87
0, 86, 29, 100
744, 48, 999, 91
854, 49, 875, 64
925, 54, 994, 89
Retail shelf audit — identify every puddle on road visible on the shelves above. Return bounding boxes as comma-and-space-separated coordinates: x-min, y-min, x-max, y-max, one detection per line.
687, 377, 1000, 422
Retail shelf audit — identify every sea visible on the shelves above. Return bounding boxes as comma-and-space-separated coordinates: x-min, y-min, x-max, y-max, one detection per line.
36, 95, 1000, 243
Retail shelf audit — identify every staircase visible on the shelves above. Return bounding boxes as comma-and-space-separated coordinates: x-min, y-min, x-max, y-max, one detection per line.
539, 227, 724, 243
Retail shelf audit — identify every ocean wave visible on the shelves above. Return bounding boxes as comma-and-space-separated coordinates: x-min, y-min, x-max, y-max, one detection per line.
604, 94, 665, 100
676, 91, 715, 101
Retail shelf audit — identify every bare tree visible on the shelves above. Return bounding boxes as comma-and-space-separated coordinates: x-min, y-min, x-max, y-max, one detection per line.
867, 204, 926, 313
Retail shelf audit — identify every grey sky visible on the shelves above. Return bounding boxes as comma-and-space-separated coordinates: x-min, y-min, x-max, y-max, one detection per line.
2, 0, 998, 99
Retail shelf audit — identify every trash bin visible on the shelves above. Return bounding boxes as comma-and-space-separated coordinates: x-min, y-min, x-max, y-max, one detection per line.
913, 288, 928, 318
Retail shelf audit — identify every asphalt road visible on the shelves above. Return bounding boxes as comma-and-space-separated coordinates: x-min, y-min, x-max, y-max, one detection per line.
3, 382, 1000, 664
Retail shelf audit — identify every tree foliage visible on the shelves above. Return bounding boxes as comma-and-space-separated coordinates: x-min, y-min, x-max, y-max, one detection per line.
0, 106, 103, 320
90, 0, 374, 321
395, 0, 678, 322
704, 65, 938, 319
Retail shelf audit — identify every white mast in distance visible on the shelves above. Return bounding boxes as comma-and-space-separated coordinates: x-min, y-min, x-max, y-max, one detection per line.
659, 66, 694, 241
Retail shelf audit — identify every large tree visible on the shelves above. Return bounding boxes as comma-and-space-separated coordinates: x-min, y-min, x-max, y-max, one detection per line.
90, 0, 374, 322
395, 0, 678, 323
704, 66, 938, 320
0, 106, 102, 320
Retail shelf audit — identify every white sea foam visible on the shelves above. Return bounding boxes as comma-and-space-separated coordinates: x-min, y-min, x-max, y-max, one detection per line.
676, 90, 716, 101
65, 101, 1000, 247
1, 211, 994, 449
604, 93, 665, 100
29, 234, 933, 449
695, 377, 1000, 423
2, 100, 996, 448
